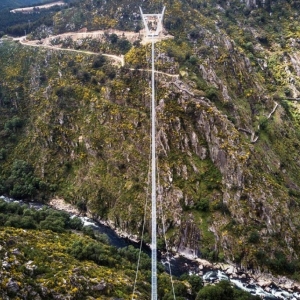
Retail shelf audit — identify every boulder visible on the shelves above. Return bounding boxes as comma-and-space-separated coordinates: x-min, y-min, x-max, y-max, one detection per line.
2, 261, 11, 269
93, 280, 107, 291
256, 278, 272, 287
195, 258, 212, 268
225, 265, 236, 275
6, 278, 19, 294
12, 248, 21, 256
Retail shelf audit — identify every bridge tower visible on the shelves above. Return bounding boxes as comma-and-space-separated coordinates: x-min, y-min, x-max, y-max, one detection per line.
139, 7, 165, 39
139, 6, 165, 300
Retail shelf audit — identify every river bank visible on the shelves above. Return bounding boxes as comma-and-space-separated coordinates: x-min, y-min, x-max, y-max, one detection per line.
47, 197, 300, 299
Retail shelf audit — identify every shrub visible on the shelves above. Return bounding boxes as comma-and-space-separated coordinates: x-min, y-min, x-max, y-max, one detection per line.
68, 216, 83, 230
196, 280, 260, 300
259, 116, 268, 131
76, 69, 91, 82
82, 225, 95, 238
189, 29, 200, 40
248, 230, 260, 244
117, 38, 131, 53
92, 55, 106, 69
39, 215, 66, 233
0, 148, 7, 160
195, 198, 210, 212
108, 33, 118, 44
268, 251, 296, 274
189, 55, 198, 65
244, 42, 254, 52
68, 240, 116, 267
205, 87, 219, 101
4, 117, 23, 132
118, 245, 151, 270
180, 274, 203, 296
0, 213, 8, 225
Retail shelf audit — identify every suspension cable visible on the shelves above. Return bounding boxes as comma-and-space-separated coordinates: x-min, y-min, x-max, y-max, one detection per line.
131, 76, 152, 300
156, 89, 176, 300
131, 168, 151, 299
157, 157, 176, 299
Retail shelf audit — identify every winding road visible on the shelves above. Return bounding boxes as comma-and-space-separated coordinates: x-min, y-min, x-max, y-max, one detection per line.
18, 37, 125, 66
15, 35, 180, 79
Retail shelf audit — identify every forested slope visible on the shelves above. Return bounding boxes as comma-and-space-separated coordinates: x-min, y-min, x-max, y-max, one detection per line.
0, 0, 66, 36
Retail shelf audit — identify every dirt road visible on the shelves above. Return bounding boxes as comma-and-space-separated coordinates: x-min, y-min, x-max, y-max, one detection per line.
19, 37, 125, 66
10, 1, 65, 13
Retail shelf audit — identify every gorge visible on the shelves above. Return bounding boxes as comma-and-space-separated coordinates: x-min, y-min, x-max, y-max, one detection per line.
2, 0, 300, 298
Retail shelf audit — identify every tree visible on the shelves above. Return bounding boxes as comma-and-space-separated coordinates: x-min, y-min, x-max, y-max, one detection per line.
4, 160, 47, 199
68, 216, 83, 230
20, 215, 37, 229
4, 215, 22, 228
4, 117, 23, 132
116, 38, 131, 54
197, 280, 236, 300
92, 55, 106, 69
108, 33, 118, 44
39, 215, 65, 233
196, 280, 260, 300
180, 274, 203, 296
0, 148, 7, 160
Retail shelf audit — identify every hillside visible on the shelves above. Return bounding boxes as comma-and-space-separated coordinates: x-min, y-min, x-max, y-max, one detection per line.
0, 199, 145, 299
0, 0, 60, 9
1, 0, 300, 282
0, 0, 67, 36
0, 198, 262, 299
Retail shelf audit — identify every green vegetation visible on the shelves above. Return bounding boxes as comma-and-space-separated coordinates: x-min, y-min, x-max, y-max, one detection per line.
0, 227, 138, 299
0, 198, 83, 231
196, 280, 260, 300
0, 199, 150, 298
0, 0, 62, 36
0, 199, 261, 299
0, 227, 259, 299
0, 160, 48, 200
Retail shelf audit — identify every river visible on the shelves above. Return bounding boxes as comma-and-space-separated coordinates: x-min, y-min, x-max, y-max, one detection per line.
1, 196, 300, 299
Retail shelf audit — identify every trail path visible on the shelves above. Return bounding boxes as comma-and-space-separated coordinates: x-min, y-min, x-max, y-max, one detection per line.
19, 37, 125, 66
129, 68, 179, 78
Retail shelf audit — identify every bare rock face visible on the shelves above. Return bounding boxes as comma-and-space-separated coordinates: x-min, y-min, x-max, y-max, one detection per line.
177, 217, 200, 258
191, 98, 246, 194
25, 260, 37, 275
153, 92, 249, 256
150, 74, 298, 267
93, 280, 107, 291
